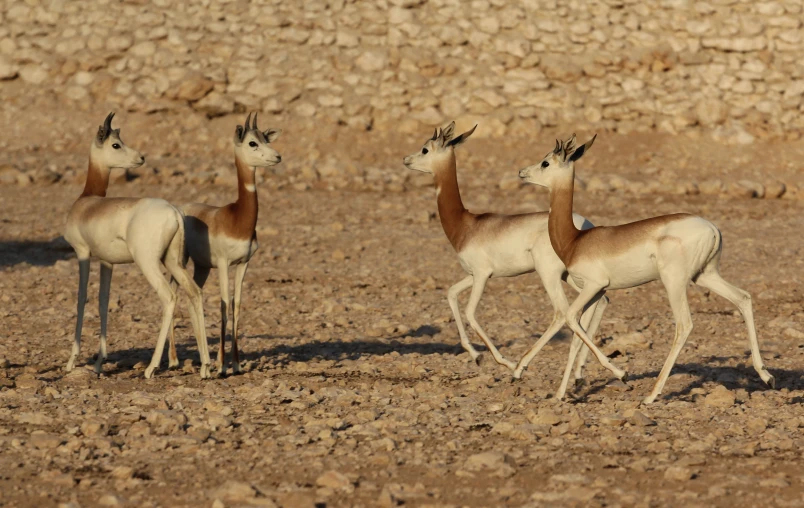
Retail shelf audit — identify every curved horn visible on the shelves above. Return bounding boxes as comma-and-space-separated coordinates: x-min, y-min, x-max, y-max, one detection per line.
431, 128, 438, 141
244, 112, 252, 131
554, 139, 561, 154
103, 112, 115, 134
252, 111, 259, 131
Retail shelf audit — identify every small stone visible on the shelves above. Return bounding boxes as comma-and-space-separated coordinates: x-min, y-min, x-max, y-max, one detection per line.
171, 75, 214, 102
355, 50, 387, 72
463, 451, 516, 478
664, 465, 694, 481
527, 408, 561, 426
110, 466, 134, 480
783, 327, 804, 340
600, 414, 627, 427
626, 410, 656, 427
315, 470, 353, 492
331, 249, 346, 261
98, 494, 123, 506
30, 431, 63, 449
214, 480, 257, 501
704, 386, 735, 408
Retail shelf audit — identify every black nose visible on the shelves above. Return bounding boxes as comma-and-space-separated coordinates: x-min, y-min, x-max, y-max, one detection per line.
140, 156, 145, 162
276, 155, 282, 162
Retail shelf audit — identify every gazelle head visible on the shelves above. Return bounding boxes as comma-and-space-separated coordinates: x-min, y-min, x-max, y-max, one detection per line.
90, 112, 145, 170
519, 133, 596, 188
403, 121, 477, 175
233, 112, 282, 168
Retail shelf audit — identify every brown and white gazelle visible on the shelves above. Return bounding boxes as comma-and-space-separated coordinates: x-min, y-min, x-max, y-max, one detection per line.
517, 134, 775, 403
403, 122, 613, 384
64, 113, 211, 379
168, 112, 281, 376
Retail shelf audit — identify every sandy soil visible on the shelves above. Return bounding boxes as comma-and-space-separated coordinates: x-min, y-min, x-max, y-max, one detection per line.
0, 129, 803, 508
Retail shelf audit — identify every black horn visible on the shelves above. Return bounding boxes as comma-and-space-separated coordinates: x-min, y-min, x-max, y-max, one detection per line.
102, 112, 115, 135
244, 112, 252, 131
252, 111, 259, 131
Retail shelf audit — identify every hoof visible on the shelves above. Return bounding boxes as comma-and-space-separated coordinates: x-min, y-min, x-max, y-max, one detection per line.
574, 378, 586, 389
472, 354, 482, 366
512, 369, 523, 380
217, 367, 228, 378
232, 362, 242, 375
641, 395, 656, 405
765, 372, 776, 389
168, 360, 180, 369
200, 365, 211, 379
620, 371, 629, 383
144, 366, 156, 379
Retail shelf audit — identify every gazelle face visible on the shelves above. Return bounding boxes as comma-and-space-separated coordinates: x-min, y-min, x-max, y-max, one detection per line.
403, 121, 477, 175
233, 112, 282, 169
91, 113, 145, 170
519, 134, 596, 189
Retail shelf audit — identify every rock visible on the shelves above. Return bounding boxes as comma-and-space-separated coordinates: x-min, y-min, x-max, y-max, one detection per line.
695, 98, 727, 126
315, 470, 353, 492
214, 480, 257, 501
699, 179, 724, 195
664, 465, 694, 481
194, 91, 235, 117
600, 414, 627, 426
783, 327, 804, 340
98, 494, 124, 506
704, 386, 735, 408
171, 75, 214, 101
110, 466, 134, 480
30, 431, 64, 449
626, 410, 656, 427
0, 55, 18, 80
355, 50, 387, 72
603, 332, 651, 356
764, 181, 786, 199
527, 408, 561, 426
463, 451, 516, 478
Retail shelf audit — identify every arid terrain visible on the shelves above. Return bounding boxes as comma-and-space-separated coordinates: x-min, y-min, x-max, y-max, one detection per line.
1, 114, 803, 507
2, 0, 804, 506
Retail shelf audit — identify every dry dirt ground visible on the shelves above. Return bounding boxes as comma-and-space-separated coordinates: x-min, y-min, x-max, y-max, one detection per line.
0, 128, 803, 508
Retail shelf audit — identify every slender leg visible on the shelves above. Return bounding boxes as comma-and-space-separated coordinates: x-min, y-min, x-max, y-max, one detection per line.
66, 258, 90, 372
168, 266, 209, 369
574, 295, 607, 383
94, 262, 113, 374
562, 284, 626, 381
137, 262, 178, 379
231, 262, 249, 374
167, 277, 180, 368
217, 264, 230, 376
555, 294, 608, 399
165, 261, 211, 379
695, 270, 775, 388
464, 273, 517, 371
643, 274, 693, 404
446, 276, 480, 363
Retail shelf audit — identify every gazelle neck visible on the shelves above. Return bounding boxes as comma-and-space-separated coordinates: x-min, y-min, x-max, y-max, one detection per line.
80, 157, 109, 198
233, 155, 258, 233
433, 150, 469, 250
547, 170, 580, 263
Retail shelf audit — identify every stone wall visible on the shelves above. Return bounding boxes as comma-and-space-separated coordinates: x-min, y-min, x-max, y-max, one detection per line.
2, 0, 804, 145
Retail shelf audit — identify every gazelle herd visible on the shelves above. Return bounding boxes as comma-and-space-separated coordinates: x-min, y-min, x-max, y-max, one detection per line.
63, 112, 775, 404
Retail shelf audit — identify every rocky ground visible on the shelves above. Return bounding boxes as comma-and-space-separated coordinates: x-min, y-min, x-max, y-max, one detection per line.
1, 123, 803, 507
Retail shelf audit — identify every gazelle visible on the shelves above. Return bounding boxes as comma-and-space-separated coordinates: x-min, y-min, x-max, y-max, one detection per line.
64, 113, 211, 379
516, 134, 775, 404
168, 112, 281, 376
403, 122, 615, 388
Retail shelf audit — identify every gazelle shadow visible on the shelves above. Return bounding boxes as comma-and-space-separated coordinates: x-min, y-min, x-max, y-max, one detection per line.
0, 237, 74, 268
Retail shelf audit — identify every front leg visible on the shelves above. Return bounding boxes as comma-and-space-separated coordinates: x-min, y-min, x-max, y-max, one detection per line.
95, 262, 113, 374
66, 258, 90, 372
231, 262, 249, 374
446, 276, 480, 363
464, 273, 517, 371
217, 263, 230, 377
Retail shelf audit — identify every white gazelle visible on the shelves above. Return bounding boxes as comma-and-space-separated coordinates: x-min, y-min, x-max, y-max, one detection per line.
168, 112, 282, 376
64, 113, 211, 379
517, 134, 775, 404
403, 122, 617, 393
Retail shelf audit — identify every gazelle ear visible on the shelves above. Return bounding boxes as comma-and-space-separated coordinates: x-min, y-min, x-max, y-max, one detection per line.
264, 128, 282, 143
569, 134, 596, 162
96, 126, 106, 145
447, 124, 477, 147
234, 125, 245, 144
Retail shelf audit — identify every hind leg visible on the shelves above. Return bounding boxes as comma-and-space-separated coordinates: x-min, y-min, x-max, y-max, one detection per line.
696, 269, 774, 388
166, 259, 211, 379
556, 294, 608, 399
168, 266, 209, 369
135, 261, 177, 379
95, 262, 113, 374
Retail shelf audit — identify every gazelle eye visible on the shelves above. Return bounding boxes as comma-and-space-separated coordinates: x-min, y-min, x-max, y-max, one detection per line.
541, 161, 549, 168
112, 143, 121, 150
249, 141, 258, 148
422, 148, 429, 154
